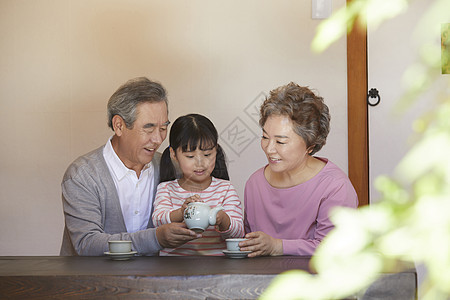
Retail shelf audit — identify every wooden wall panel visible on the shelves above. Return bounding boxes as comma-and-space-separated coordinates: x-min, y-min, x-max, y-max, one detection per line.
347, 4, 369, 206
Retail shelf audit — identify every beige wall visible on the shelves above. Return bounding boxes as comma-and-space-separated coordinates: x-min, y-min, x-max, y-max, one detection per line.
0, 0, 347, 255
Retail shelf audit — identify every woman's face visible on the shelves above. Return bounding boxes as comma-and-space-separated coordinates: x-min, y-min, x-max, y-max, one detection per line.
261, 115, 310, 175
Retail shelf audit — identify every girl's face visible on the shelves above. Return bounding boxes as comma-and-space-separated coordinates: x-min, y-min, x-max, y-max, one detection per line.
261, 114, 311, 175
171, 144, 217, 189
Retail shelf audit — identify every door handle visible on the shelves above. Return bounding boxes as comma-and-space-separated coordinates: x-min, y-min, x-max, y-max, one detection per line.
367, 88, 381, 106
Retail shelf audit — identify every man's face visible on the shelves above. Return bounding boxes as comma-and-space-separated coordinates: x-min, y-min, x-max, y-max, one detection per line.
114, 101, 169, 174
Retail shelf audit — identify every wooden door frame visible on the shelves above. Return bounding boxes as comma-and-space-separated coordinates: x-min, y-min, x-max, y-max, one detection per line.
347, 2, 369, 206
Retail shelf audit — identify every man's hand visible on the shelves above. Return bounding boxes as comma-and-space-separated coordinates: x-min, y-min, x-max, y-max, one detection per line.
155, 222, 201, 248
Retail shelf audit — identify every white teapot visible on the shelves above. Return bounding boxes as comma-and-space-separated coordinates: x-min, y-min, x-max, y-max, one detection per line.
183, 202, 224, 233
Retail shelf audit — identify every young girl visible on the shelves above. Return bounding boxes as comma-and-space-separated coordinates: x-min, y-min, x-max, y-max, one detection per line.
152, 113, 244, 256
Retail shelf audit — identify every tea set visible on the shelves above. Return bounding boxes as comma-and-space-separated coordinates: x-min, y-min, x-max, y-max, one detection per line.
183, 202, 250, 258
105, 203, 250, 260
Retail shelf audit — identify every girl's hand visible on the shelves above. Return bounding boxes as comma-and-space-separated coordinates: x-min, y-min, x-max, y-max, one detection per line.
238, 231, 283, 258
181, 194, 202, 211
169, 194, 203, 222
215, 210, 231, 232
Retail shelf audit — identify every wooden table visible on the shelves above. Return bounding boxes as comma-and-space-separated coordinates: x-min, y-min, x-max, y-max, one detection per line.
0, 256, 416, 299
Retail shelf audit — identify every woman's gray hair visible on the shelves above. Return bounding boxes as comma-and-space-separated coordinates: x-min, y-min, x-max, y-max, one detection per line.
107, 77, 168, 130
259, 82, 330, 155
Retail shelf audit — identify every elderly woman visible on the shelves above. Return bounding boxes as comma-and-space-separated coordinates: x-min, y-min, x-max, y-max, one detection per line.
239, 82, 358, 257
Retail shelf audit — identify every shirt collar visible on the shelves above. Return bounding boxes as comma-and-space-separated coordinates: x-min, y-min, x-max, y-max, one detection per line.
104, 137, 152, 181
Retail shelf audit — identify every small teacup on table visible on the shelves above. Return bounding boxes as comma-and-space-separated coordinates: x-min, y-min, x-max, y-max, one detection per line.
108, 240, 132, 253
105, 240, 136, 260
223, 238, 250, 258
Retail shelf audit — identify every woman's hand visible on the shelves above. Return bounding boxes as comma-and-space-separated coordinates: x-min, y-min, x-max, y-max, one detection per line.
215, 210, 231, 232
169, 194, 203, 222
238, 231, 283, 257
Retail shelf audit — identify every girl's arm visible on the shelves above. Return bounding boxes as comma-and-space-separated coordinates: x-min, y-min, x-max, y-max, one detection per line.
216, 183, 244, 238
152, 184, 177, 226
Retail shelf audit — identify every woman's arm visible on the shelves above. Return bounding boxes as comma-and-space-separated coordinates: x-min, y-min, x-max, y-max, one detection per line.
242, 171, 358, 257
281, 177, 358, 255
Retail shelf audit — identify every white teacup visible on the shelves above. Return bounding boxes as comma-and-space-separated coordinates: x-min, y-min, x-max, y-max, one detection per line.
184, 202, 224, 233
225, 238, 248, 252
108, 240, 132, 253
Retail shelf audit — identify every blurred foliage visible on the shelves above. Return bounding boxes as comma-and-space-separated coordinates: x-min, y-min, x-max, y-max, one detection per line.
262, 0, 450, 299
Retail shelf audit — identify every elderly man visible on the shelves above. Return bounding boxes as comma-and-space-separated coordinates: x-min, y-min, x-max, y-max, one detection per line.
60, 77, 200, 256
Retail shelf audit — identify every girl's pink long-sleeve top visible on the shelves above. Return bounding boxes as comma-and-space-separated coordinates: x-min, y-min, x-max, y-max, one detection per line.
153, 177, 244, 256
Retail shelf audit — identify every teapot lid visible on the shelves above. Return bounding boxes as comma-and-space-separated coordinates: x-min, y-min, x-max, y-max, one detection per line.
188, 202, 208, 206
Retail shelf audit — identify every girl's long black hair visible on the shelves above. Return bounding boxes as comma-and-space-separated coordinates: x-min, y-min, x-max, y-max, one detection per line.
160, 113, 229, 182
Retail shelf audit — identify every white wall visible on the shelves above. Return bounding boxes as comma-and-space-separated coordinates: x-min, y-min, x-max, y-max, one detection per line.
367, 0, 449, 296
0, 0, 347, 255
368, 0, 448, 202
